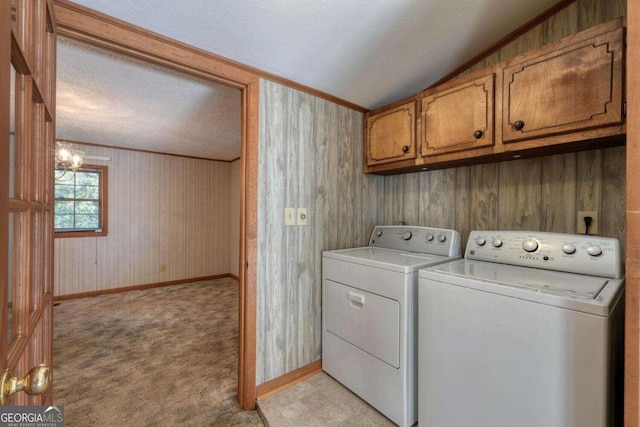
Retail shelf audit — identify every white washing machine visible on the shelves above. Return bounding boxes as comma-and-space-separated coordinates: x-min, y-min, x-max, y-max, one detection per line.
323, 225, 461, 427
418, 230, 625, 427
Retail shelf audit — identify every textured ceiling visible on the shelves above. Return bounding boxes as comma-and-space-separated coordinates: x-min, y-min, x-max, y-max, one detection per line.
56, 36, 242, 160
57, 0, 560, 159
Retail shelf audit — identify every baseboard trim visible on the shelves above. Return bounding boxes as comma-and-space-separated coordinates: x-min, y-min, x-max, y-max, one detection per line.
54, 274, 235, 301
229, 274, 239, 282
256, 360, 323, 400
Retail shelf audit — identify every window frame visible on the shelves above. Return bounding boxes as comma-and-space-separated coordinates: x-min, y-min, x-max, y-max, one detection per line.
54, 164, 109, 238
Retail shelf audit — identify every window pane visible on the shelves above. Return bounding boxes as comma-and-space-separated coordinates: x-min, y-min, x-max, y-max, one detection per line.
75, 185, 99, 200
54, 200, 74, 214
54, 183, 74, 199
75, 215, 99, 229
75, 201, 99, 215
75, 172, 99, 186
55, 214, 74, 229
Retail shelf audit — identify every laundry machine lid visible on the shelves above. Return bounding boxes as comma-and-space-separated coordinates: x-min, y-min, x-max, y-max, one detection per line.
438, 260, 608, 299
324, 247, 452, 273
420, 259, 624, 316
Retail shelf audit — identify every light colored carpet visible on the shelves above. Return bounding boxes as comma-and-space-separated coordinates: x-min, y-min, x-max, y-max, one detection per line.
53, 279, 263, 426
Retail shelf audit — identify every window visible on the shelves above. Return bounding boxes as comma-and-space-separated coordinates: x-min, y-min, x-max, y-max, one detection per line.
54, 165, 108, 237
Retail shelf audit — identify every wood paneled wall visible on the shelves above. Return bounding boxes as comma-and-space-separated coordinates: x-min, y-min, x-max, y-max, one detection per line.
256, 79, 383, 384
54, 144, 238, 296
383, 147, 626, 251
384, 0, 627, 251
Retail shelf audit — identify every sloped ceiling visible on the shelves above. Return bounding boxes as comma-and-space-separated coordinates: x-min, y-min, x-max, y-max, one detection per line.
56, 0, 560, 159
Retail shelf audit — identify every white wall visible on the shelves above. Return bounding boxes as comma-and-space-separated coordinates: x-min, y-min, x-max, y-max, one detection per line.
54, 144, 239, 296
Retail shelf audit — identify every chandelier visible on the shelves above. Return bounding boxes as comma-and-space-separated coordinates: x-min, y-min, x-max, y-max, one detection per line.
55, 141, 84, 177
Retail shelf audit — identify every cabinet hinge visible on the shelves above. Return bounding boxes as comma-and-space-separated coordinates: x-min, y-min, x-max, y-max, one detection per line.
624, 101, 627, 118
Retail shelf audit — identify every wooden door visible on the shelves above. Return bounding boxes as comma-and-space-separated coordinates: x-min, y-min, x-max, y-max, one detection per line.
502, 27, 624, 143
1, 0, 56, 406
420, 72, 494, 157
365, 101, 416, 166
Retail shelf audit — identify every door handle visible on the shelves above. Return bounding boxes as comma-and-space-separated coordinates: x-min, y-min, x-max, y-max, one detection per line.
1, 365, 51, 405
348, 292, 365, 306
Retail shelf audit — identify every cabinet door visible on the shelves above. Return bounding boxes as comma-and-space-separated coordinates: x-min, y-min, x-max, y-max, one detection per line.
421, 73, 494, 157
366, 102, 416, 166
503, 28, 624, 143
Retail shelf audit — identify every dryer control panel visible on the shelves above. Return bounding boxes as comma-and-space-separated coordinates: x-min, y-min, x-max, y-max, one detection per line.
465, 230, 623, 279
369, 226, 461, 257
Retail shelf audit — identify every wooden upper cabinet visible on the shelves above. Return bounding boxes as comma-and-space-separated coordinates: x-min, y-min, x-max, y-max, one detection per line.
365, 101, 416, 166
502, 27, 624, 143
421, 71, 494, 157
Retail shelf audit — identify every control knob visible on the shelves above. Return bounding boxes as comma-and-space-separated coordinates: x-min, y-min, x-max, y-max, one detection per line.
522, 239, 538, 253
437, 234, 446, 243
402, 231, 412, 241
492, 238, 503, 248
587, 245, 603, 257
562, 243, 576, 255
475, 237, 486, 246
426, 233, 434, 241
375, 229, 383, 237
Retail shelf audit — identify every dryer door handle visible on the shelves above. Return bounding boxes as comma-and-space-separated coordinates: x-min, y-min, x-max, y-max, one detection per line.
348, 292, 365, 307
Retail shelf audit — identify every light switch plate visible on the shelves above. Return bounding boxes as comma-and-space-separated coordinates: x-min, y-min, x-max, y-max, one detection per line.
297, 208, 308, 226
285, 208, 295, 226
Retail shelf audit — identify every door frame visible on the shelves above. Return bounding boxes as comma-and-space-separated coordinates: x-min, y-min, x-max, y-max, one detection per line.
53, 0, 260, 409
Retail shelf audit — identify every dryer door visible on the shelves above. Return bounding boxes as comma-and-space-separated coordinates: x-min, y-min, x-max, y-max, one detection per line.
325, 280, 400, 368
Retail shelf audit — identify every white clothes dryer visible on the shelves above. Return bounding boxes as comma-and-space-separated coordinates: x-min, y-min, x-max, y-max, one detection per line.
323, 225, 461, 427
418, 230, 624, 427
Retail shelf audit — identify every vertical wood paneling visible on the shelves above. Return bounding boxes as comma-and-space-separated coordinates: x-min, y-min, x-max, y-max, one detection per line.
499, 23, 545, 63
602, 146, 626, 245
454, 166, 472, 250
96, 147, 131, 288
497, 158, 542, 230
576, 150, 604, 213
258, 80, 287, 381
543, 3, 579, 43
469, 163, 500, 230
297, 90, 317, 366
284, 87, 299, 372
256, 79, 383, 384
541, 153, 577, 233
427, 169, 457, 229
400, 173, 421, 225
129, 151, 161, 285
54, 144, 235, 296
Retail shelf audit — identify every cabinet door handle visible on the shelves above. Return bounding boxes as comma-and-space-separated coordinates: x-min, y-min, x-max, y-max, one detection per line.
513, 120, 525, 131
402, 145, 410, 153
473, 130, 484, 139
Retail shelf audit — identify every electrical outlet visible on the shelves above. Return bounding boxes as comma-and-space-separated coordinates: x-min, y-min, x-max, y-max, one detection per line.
160, 263, 167, 272
285, 208, 296, 226
577, 211, 599, 235
297, 208, 308, 226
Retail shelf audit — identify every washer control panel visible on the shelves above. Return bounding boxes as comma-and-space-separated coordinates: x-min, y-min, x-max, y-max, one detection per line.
369, 226, 461, 257
466, 230, 623, 279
